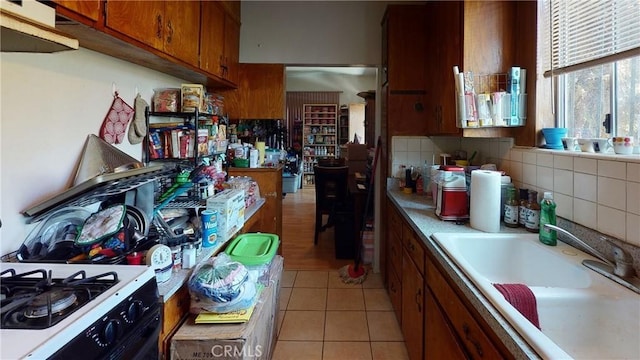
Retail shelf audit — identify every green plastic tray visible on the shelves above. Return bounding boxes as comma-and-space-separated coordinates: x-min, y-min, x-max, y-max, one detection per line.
225, 233, 279, 266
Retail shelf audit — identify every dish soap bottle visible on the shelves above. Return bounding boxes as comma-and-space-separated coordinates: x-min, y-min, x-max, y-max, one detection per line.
539, 191, 557, 245
525, 190, 540, 233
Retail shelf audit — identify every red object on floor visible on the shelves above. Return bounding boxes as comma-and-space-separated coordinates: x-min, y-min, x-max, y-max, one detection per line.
493, 283, 541, 330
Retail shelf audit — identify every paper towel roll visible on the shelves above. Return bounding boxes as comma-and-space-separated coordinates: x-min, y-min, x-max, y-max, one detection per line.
256, 141, 265, 165
470, 170, 502, 233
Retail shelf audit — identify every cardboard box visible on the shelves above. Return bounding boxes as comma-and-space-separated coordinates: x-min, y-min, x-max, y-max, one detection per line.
206, 189, 245, 241
346, 144, 368, 161
170, 256, 283, 360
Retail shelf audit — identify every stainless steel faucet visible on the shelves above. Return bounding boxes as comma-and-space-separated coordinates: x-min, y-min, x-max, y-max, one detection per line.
544, 224, 640, 294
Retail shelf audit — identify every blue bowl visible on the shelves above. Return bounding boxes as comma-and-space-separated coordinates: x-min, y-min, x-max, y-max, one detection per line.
541, 128, 567, 147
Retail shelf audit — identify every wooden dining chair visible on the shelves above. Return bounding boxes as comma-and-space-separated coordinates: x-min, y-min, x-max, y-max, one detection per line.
313, 165, 349, 245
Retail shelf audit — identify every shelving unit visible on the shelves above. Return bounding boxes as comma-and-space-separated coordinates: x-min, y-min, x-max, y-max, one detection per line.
144, 107, 228, 167
302, 103, 338, 186
338, 104, 349, 148
144, 107, 229, 209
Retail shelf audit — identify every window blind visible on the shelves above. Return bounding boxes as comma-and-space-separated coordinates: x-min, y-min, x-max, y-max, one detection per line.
543, 0, 640, 77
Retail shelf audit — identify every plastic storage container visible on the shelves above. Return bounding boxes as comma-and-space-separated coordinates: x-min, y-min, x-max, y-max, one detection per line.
225, 233, 279, 266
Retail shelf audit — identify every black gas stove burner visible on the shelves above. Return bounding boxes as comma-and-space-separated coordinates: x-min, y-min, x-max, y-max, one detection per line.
0, 268, 119, 329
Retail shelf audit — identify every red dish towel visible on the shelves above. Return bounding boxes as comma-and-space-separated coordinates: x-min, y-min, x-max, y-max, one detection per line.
493, 283, 541, 330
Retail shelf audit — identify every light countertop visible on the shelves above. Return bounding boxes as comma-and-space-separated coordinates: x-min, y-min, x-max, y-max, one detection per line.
157, 198, 266, 301
387, 189, 540, 359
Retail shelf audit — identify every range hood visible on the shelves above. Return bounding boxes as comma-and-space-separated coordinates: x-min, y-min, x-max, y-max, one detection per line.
1, 1, 78, 53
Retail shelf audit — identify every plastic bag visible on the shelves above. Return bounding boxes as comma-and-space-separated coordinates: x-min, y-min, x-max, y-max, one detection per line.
188, 253, 259, 314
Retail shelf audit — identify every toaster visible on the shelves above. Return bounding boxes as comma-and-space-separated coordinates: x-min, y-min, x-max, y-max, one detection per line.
435, 166, 469, 221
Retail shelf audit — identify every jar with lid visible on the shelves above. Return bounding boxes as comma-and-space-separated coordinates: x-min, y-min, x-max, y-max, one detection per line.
525, 190, 540, 233
503, 187, 519, 227
518, 188, 529, 227
182, 241, 196, 269
168, 239, 182, 271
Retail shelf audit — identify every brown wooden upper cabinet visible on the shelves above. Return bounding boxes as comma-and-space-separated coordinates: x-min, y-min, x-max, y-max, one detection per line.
201, 1, 240, 84
425, 1, 463, 136
105, 0, 200, 67
52, 0, 101, 22
382, 5, 426, 91
382, 4, 429, 139
218, 63, 286, 120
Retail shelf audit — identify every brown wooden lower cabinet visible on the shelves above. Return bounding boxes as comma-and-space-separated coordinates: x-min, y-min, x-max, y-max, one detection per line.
159, 286, 191, 357
227, 165, 283, 248
386, 262, 402, 322
425, 286, 467, 359
426, 260, 507, 359
402, 250, 424, 360
386, 198, 512, 359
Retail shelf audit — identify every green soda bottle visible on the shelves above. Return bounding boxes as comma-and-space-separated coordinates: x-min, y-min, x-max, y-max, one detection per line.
539, 191, 557, 245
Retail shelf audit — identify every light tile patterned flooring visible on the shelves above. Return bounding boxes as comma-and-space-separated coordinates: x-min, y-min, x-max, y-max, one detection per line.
272, 270, 409, 360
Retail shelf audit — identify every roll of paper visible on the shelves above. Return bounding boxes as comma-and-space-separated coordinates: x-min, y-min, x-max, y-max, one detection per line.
249, 149, 259, 168
469, 170, 502, 233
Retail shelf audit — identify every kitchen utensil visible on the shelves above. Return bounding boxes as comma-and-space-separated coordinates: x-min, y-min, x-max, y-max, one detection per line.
76, 204, 127, 247
468, 151, 477, 165
17, 207, 92, 262
157, 170, 190, 202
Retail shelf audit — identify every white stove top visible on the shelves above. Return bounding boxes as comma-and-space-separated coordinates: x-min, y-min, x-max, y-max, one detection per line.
0, 262, 155, 359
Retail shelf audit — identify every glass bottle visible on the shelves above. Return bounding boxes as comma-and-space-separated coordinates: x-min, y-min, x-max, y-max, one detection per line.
525, 190, 540, 233
539, 192, 558, 245
518, 188, 529, 227
503, 187, 519, 227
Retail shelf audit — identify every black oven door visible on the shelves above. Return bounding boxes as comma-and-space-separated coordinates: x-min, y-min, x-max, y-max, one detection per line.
48, 279, 161, 360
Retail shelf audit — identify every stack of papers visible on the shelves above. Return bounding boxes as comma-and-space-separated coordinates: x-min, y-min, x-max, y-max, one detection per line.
195, 305, 256, 324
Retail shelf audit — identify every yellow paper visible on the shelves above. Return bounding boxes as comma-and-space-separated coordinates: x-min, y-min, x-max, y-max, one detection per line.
194, 305, 255, 324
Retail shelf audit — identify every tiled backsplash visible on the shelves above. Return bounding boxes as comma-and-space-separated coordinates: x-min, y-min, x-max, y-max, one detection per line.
391, 136, 640, 249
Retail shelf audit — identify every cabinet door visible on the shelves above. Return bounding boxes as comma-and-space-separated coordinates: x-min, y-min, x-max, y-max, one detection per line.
425, 287, 468, 359
384, 5, 426, 91
223, 13, 241, 84
427, 261, 504, 359
402, 251, 424, 360
426, 1, 463, 136
200, 1, 225, 77
160, 286, 191, 356
106, 1, 164, 50
164, 1, 200, 67
387, 262, 402, 323
387, 93, 428, 136
53, 0, 101, 21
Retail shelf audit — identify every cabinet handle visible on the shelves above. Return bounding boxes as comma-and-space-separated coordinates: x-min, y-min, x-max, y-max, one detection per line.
166, 20, 173, 44
264, 191, 278, 198
415, 288, 422, 312
414, 102, 424, 113
408, 242, 416, 252
462, 323, 484, 357
156, 15, 163, 39
390, 282, 396, 293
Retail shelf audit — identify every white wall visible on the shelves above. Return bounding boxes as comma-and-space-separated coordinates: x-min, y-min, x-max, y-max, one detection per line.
0, 49, 187, 257
286, 70, 376, 106
240, 1, 387, 65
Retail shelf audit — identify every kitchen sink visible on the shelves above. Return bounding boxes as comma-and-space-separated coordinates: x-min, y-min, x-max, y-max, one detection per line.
431, 232, 640, 359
